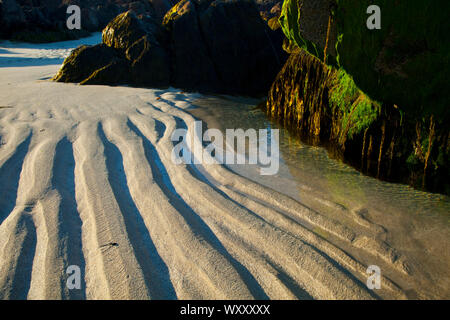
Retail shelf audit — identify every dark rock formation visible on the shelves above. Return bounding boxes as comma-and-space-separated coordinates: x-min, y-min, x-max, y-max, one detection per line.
0, 0, 172, 42
162, 0, 220, 91
1, 0, 27, 33
256, 0, 282, 20
127, 35, 171, 87
54, 1, 286, 96
197, 0, 283, 94
151, 0, 177, 20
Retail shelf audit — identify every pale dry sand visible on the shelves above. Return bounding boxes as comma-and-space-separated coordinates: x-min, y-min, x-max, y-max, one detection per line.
0, 36, 447, 300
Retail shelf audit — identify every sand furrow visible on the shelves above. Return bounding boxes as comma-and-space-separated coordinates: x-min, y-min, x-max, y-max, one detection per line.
102, 116, 257, 299
0, 96, 422, 299
98, 120, 176, 299
156, 98, 358, 243
0, 134, 58, 299
27, 137, 86, 299
72, 120, 150, 299
127, 112, 377, 300
158, 101, 411, 282
0, 133, 74, 299
152, 97, 410, 298
0, 212, 36, 299
214, 186, 405, 297
0, 80, 435, 300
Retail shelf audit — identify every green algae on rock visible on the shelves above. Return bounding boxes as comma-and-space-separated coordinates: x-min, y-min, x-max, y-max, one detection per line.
267, 0, 449, 194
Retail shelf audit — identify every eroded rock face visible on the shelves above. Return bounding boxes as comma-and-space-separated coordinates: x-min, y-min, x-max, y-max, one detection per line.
55, 1, 286, 96
266, 52, 410, 189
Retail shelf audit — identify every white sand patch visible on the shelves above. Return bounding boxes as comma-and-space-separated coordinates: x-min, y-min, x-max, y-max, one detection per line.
0, 33, 101, 68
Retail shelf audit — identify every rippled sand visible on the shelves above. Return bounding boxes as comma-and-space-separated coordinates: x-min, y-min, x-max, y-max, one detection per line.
0, 36, 448, 300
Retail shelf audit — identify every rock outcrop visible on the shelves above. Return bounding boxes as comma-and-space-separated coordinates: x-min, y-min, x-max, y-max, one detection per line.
54, 1, 286, 96
266, 0, 450, 194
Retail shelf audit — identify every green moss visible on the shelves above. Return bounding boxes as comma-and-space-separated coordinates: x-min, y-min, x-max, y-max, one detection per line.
278, 0, 323, 60
329, 69, 358, 111
347, 97, 378, 139
329, 69, 379, 139
406, 153, 420, 168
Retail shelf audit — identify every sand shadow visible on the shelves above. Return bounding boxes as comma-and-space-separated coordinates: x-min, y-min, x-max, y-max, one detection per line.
98, 123, 178, 299
127, 119, 270, 299
0, 133, 32, 225
52, 137, 86, 299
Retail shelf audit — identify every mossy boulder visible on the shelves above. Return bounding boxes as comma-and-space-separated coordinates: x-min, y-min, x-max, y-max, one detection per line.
102, 11, 154, 51
53, 44, 120, 83
55, 11, 170, 88
332, 0, 449, 122
279, 0, 337, 59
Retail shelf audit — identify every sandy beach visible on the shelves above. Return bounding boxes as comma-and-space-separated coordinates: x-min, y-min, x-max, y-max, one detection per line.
0, 34, 448, 300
